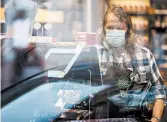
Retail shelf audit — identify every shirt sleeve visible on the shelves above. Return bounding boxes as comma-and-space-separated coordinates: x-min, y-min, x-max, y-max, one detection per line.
148, 52, 166, 101
4, 0, 16, 25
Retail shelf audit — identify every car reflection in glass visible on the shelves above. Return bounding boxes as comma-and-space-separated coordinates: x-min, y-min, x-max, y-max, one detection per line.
1, 45, 167, 122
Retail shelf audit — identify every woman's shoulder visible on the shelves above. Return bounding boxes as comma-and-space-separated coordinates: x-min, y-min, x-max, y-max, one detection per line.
134, 44, 153, 59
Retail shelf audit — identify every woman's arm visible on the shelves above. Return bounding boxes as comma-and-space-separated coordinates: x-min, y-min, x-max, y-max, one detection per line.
151, 99, 165, 122
148, 52, 166, 122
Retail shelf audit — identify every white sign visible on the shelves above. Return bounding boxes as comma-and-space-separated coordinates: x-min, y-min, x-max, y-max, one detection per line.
45, 41, 86, 78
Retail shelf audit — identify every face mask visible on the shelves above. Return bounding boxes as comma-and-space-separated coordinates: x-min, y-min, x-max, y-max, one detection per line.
105, 29, 126, 47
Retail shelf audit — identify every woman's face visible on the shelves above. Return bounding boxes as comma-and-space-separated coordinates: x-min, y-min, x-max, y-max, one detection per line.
105, 12, 127, 31
103, 12, 128, 47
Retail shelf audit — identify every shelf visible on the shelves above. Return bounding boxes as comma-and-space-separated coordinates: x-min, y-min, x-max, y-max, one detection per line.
127, 8, 167, 15
151, 27, 167, 33
128, 11, 167, 16
154, 9, 167, 15
133, 29, 148, 34
128, 12, 149, 16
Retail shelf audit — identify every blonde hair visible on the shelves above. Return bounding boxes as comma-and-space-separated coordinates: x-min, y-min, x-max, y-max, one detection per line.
102, 5, 143, 48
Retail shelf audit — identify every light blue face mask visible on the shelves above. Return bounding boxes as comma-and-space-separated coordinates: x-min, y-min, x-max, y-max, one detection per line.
105, 29, 126, 47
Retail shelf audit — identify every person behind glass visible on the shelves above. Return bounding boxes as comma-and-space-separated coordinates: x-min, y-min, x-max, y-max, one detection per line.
2, 0, 37, 88
99, 5, 166, 122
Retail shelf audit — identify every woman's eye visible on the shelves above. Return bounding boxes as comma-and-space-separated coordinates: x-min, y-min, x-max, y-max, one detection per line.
106, 26, 122, 30
117, 27, 122, 30
107, 27, 113, 29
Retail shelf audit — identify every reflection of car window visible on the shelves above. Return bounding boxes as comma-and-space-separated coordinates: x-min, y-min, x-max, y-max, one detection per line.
46, 54, 74, 70
1, 75, 110, 122
1, 0, 167, 122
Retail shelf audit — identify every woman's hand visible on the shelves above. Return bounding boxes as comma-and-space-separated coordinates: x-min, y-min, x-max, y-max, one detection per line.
150, 118, 159, 122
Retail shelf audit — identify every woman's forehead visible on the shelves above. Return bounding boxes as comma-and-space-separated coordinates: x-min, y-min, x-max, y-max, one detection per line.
106, 13, 119, 23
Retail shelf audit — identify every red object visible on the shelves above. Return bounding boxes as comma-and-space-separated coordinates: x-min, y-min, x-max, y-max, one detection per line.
75, 32, 99, 45
52, 38, 56, 43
